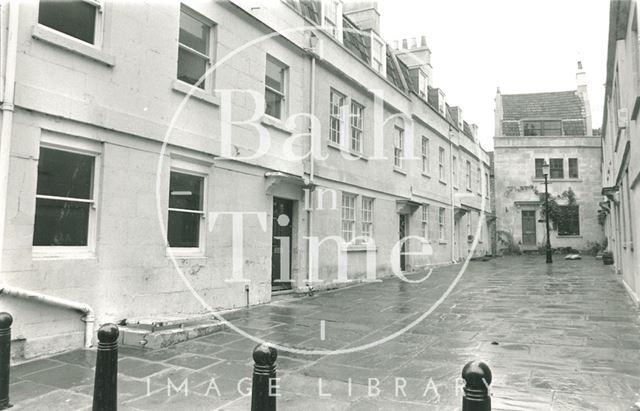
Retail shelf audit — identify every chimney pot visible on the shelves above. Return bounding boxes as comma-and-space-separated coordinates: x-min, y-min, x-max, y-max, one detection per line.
421, 35, 427, 47
402, 38, 408, 49
411, 37, 417, 48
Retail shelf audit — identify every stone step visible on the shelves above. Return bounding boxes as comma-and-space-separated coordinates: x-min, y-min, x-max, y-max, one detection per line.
118, 319, 227, 350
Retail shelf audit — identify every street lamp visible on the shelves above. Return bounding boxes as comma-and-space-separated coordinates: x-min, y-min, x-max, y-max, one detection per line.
542, 161, 552, 263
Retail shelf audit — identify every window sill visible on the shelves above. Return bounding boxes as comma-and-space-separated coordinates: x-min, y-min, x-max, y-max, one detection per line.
166, 248, 206, 259
32, 249, 96, 261
172, 80, 220, 106
393, 167, 407, 175
261, 115, 294, 134
466, 188, 473, 193
327, 142, 367, 161
532, 178, 582, 183
32, 25, 115, 67
439, 180, 447, 186
342, 244, 377, 252
421, 172, 431, 179
438, 240, 447, 244
557, 235, 582, 238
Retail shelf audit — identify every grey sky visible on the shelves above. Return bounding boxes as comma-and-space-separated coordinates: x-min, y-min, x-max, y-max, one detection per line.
378, 0, 609, 151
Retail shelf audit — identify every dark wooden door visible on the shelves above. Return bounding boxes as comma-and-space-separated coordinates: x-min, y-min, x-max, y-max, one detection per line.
399, 214, 407, 271
272, 198, 293, 289
521, 210, 537, 246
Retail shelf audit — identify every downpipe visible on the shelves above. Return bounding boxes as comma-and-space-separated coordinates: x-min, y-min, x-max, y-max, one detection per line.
0, 286, 95, 348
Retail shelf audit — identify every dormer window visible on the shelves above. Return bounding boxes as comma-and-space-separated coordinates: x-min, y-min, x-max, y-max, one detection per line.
371, 34, 385, 75
523, 120, 562, 136
322, 0, 342, 41
418, 71, 428, 98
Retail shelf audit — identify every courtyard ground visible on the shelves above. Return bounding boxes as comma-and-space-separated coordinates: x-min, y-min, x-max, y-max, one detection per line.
8, 256, 640, 410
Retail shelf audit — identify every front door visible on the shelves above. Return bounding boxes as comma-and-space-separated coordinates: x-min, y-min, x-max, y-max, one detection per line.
399, 214, 407, 271
272, 198, 293, 290
521, 210, 537, 246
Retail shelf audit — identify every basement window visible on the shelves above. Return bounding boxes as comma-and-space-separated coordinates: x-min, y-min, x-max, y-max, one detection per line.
33, 142, 100, 258
38, 0, 103, 45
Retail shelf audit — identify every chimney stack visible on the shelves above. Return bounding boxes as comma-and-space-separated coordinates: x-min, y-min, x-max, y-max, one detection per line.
343, 1, 380, 34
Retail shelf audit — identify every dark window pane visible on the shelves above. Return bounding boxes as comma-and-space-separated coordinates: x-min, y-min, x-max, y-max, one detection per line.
39, 0, 96, 44
169, 172, 203, 211
265, 59, 284, 92
542, 121, 562, 136
265, 89, 282, 118
177, 48, 207, 89
535, 158, 544, 178
550, 158, 564, 179
558, 205, 580, 236
167, 211, 200, 247
37, 148, 94, 199
523, 121, 541, 136
33, 198, 90, 246
179, 10, 209, 55
568, 158, 579, 178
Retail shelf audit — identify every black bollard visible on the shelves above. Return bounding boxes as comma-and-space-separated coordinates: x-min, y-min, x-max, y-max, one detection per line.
92, 324, 119, 411
0, 312, 13, 410
251, 343, 277, 411
461, 360, 492, 411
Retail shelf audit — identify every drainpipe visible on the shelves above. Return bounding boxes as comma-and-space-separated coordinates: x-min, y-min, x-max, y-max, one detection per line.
0, 4, 96, 349
449, 129, 456, 263
305, 45, 317, 285
1, 286, 95, 348
0, 0, 19, 275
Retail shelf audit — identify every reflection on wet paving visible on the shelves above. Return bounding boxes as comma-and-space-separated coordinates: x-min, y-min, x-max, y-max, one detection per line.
9, 256, 640, 410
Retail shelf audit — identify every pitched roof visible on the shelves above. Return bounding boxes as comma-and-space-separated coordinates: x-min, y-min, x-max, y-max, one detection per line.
501, 91, 585, 120
342, 15, 370, 63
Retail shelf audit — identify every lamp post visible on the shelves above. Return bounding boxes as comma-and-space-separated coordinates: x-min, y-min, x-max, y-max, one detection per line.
542, 161, 552, 263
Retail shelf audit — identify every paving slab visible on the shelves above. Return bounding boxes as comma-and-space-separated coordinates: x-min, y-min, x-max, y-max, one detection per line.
7, 256, 640, 410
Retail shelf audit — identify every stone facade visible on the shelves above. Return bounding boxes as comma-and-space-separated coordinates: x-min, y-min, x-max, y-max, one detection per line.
494, 80, 604, 254
0, 0, 492, 358
601, 0, 640, 305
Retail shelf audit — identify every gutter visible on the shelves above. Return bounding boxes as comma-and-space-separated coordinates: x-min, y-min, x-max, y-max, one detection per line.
1, 285, 95, 348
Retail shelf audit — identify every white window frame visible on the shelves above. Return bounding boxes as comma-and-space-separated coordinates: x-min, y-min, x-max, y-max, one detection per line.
452, 155, 458, 187
341, 192, 357, 243
476, 166, 481, 194
485, 172, 490, 198
37, 0, 105, 47
177, 5, 216, 92
329, 88, 346, 145
465, 160, 472, 190
438, 207, 446, 241
166, 159, 208, 257
422, 204, 429, 241
361, 196, 374, 241
322, 0, 343, 42
33, 133, 102, 259
439, 147, 445, 181
370, 33, 386, 75
421, 136, 429, 174
264, 54, 289, 120
350, 100, 364, 153
394, 126, 404, 169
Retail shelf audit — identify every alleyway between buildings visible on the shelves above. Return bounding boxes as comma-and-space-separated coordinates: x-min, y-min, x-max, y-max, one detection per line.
9, 256, 640, 410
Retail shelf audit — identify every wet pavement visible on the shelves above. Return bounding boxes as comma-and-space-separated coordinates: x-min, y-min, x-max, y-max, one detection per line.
8, 256, 640, 410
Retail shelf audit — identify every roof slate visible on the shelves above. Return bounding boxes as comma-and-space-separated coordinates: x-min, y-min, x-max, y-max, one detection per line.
342, 16, 370, 64
501, 91, 585, 120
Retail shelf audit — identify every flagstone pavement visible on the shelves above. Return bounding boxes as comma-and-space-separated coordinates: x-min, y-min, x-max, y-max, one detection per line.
8, 256, 640, 410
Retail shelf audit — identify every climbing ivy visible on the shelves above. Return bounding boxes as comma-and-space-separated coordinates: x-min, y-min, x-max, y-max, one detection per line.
538, 188, 578, 230
503, 185, 579, 232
